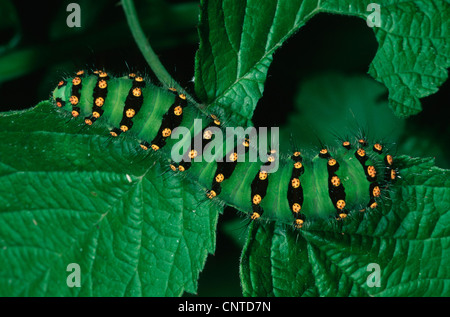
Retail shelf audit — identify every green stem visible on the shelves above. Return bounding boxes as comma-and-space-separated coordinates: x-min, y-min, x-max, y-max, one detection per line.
121, 0, 186, 95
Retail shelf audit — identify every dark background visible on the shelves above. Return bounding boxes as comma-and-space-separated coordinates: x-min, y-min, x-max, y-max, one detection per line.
1, 0, 448, 296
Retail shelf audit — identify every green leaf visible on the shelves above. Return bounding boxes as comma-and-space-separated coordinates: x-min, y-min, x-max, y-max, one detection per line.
195, 0, 449, 124
0, 102, 220, 296
240, 155, 450, 296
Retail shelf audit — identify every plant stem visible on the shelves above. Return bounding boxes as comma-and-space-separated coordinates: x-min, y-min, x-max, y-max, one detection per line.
121, 0, 186, 94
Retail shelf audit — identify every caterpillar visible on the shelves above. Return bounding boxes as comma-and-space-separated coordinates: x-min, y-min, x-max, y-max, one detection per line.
52, 69, 399, 229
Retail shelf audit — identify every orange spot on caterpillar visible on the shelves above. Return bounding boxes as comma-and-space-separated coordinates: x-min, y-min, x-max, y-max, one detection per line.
126, 109, 136, 118
72, 77, 82, 86
291, 178, 300, 188
259, 171, 268, 180
292, 203, 301, 213
95, 97, 105, 107
336, 200, 346, 210
132, 87, 142, 97
162, 128, 172, 137
373, 143, 383, 152
174, 106, 183, 116
203, 129, 212, 140
391, 169, 397, 180
250, 212, 260, 220
294, 218, 304, 228
367, 165, 377, 178
207, 190, 216, 199
229, 152, 238, 162
189, 149, 198, 159
358, 139, 367, 146
331, 176, 341, 187
252, 194, 262, 205
98, 80, 107, 89
69, 96, 79, 105
373, 186, 381, 197
386, 155, 394, 166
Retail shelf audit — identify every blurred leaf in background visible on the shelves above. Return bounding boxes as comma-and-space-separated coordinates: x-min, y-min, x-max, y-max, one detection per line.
0, 0, 21, 53
278, 72, 405, 149
0, 0, 200, 111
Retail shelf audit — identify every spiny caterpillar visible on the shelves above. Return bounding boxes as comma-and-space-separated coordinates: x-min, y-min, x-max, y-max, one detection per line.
52, 69, 399, 229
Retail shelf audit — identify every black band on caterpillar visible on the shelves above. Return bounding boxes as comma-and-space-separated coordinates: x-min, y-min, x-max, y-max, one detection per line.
113, 75, 145, 136
325, 156, 347, 220
148, 88, 187, 151
69, 70, 85, 117
249, 150, 277, 220
288, 152, 305, 228
85, 71, 109, 125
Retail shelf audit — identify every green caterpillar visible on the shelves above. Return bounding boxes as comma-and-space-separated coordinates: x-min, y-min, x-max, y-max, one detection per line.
52, 70, 399, 229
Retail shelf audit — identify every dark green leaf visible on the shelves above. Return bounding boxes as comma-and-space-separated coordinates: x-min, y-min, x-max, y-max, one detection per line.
0, 102, 220, 296
195, 0, 450, 123
241, 156, 450, 296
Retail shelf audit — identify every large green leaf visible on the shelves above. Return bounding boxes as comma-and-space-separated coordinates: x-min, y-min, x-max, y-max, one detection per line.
195, 0, 449, 123
0, 102, 220, 296
240, 156, 450, 296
